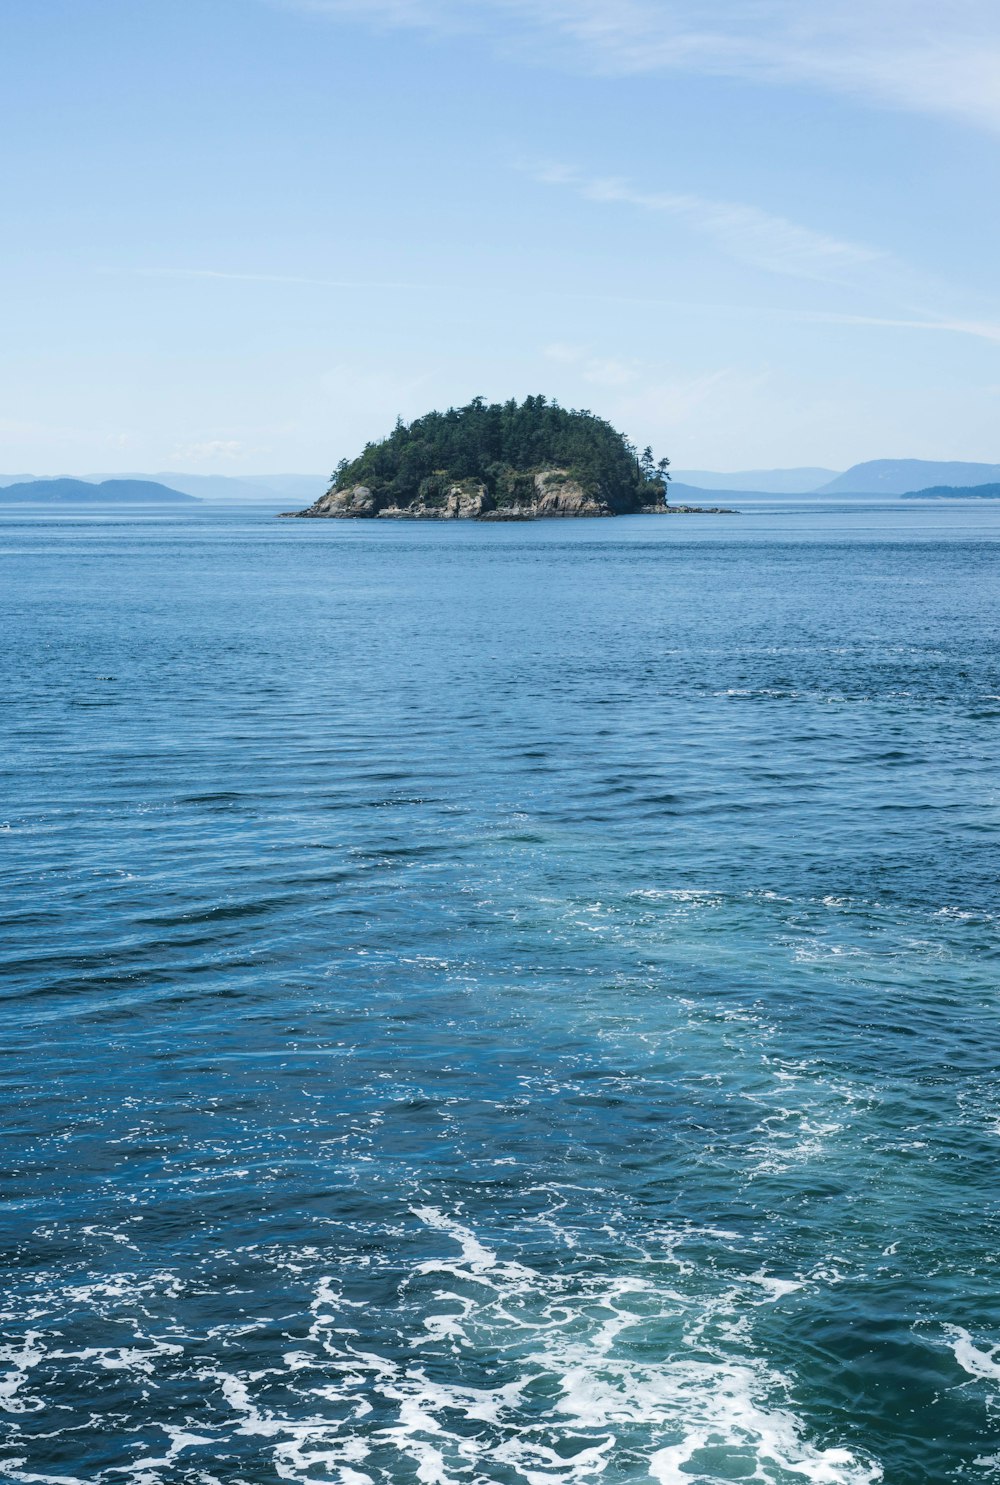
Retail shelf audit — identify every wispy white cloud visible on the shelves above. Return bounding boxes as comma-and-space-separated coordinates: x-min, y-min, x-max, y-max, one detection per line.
538, 346, 775, 452
529, 162, 884, 284
171, 438, 253, 462
529, 163, 1000, 344
800, 310, 1000, 345
138, 257, 1000, 347
544, 343, 640, 386
610, 366, 771, 438
546, 342, 749, 414
284, 0, 1000, 132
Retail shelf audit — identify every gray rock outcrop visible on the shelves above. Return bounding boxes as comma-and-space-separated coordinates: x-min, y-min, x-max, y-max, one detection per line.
283, 469, 631, 520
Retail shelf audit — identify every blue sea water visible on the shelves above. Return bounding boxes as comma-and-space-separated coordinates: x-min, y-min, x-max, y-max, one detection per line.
1, 501, 1000, 1484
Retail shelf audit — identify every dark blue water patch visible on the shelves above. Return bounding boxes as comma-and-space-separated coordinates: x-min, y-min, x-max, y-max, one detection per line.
2, 504, 1000, 1482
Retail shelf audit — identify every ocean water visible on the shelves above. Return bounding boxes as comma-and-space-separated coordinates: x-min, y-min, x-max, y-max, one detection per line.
2, 501, 1000, 1484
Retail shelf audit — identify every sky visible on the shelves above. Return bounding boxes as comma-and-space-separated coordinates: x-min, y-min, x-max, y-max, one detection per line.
2, 0, 1000, 475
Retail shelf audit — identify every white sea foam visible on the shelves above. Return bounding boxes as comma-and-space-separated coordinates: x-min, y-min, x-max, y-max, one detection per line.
0, 1333, 46, 1414
747, 1271, 804, 1301
324, 1209, 878, 1485
411, 1208, 498, 1273
529, 1306, 878, 1485
0, 1468, 91, 1485
2, 1212, 879, 1485
410, 1207, 536, 1286
645, 1370, 882, 1484
52, 1340, 183, 1375
949, 1327, 1000, 1383
105, 1425, 215, 1475
746, 1113, 844, 1177
141, 1206, 879, 1484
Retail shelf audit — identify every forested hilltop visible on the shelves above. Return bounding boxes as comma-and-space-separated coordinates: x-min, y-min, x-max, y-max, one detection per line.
286, 396, 674, 520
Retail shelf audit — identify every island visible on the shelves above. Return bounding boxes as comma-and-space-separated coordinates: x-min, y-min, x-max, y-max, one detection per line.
902, 482, 1000, 499
0, 478, 199, 504
281, 396, 736, 520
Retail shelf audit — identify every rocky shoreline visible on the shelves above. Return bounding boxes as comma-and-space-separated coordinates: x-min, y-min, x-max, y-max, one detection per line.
655, 503, 739, 515
281, 471, 738, 521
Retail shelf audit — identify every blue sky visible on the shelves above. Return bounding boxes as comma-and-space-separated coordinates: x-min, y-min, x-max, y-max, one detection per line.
3, 0, 999, 474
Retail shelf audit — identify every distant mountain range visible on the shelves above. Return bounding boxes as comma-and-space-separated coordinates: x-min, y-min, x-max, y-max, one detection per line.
672, 467, 837, 493
674, 460, 1000, 496
117, 472, 327, 503
0, 472, 326, 503
0, 478, 198, 504
820, 460, 1000, 495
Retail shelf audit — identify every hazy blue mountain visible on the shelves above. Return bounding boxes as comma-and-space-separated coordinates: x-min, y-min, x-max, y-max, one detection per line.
99, 472, 327, 503
0, 473, 329, 503
0, 478, 198, 503
672, 467, 837, 494
903, 482, 1000, 499
821, 460, 1000, 494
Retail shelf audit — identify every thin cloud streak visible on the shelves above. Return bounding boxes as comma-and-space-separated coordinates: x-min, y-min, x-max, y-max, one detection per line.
529, 163, 884, 284
528, 163, 1000, 345
135, 265, 1000, 344
284, 0, 1000, 132
803, 310, 1000, 345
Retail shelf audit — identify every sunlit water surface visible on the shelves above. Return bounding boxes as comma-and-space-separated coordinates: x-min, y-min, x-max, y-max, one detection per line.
2, 501, 1000, 1484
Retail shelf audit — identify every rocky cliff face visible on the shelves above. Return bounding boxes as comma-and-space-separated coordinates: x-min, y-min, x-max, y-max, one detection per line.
532, 470, 609, 518
283, 468, 654, 520
290, 480, 492, 520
